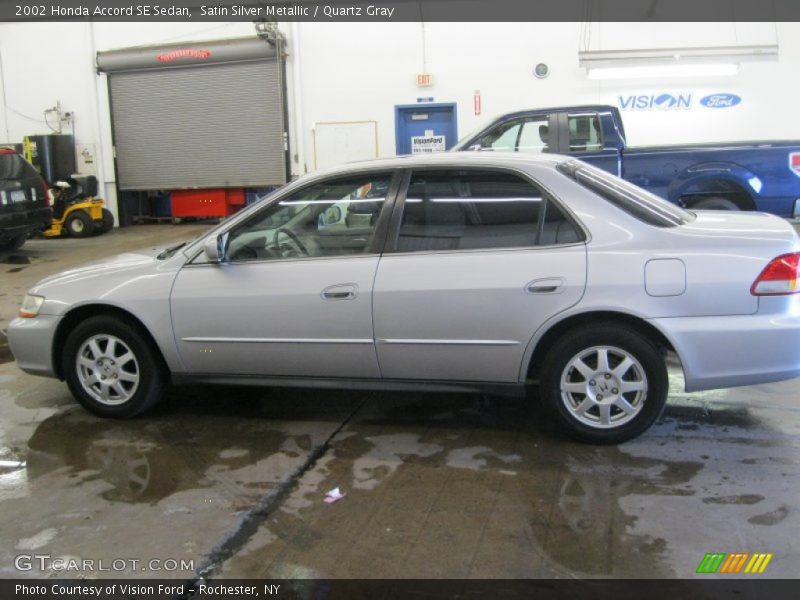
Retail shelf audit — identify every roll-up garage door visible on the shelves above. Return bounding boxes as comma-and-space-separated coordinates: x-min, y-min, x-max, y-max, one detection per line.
97, 37, 287, 191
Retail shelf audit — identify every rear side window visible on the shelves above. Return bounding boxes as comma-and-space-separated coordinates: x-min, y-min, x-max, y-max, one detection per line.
0, 152, 39, 181
567, 113, 603, 152
557, 159, 693, 227
394, 169, 582, 252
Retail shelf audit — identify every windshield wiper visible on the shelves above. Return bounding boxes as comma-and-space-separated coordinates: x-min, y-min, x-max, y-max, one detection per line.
156, 241, 187, 260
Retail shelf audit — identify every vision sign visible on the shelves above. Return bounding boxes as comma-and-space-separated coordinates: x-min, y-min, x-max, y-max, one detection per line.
619, 92, 743, 111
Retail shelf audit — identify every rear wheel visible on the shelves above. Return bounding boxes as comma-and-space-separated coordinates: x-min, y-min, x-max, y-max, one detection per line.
539, 325, 668, 444
62, 316, 166, 418
692, 196, 739, 210
65, 210, 94, 238
94, 208, 114, 235
0, 233, 26, 251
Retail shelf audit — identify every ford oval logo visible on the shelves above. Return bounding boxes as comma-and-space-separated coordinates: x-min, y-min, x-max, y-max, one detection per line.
700, 93, 742, 108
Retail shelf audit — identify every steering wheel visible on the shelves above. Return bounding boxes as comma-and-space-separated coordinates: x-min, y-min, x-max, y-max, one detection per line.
275, 227, 309, 257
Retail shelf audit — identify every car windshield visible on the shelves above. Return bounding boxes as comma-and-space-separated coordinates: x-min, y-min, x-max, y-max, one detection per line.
557, 159, 694, 227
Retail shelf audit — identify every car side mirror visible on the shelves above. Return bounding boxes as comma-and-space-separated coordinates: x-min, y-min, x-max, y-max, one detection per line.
468, 144, 490, 152
203, 233, 228, 263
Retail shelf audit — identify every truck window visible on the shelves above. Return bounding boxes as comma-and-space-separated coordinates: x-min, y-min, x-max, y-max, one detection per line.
557, 159, 693, 227
568, 114, 602, 152
473, 116, 549, 153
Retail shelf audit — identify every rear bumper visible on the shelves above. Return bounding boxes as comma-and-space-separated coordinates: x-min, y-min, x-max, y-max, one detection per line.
6, 315, 60, 378
0, 207, 52, 241
651, 312, 800, 391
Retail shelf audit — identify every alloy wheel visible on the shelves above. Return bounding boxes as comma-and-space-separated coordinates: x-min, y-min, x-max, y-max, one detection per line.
75, 334, 140, 405
559, 345, 648, 429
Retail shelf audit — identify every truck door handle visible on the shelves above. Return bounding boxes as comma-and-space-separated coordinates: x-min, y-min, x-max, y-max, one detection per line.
322, 284, 358, 300
525, 278, 565, 295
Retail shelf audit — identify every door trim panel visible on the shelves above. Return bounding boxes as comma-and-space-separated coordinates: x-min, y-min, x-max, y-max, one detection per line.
378, 338, 519, 346
181, 337, 373, 344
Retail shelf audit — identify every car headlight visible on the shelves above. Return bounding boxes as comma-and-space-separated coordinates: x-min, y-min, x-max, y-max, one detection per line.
19, 294, 45, 318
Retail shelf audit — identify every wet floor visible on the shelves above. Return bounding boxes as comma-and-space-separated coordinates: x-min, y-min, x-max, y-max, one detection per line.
0, 226, 799, 580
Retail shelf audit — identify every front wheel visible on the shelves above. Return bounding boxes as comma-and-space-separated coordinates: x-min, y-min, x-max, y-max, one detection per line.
65, 211, 94, 238
539, 325, 668, 444
62, 316, 166, 418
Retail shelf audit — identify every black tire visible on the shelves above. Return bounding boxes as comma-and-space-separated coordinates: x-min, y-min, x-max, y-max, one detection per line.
65, 210, 94, 238
539, 325, 668, 444
0, 233, 26, 252
62, 315, 166, 418
93, 208, 115, 235
693, 196, 739, 211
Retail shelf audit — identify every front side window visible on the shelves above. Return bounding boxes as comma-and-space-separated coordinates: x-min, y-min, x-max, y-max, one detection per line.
394, 169, 581, 252
473, 116, 550, 153
226, 173, 391, 262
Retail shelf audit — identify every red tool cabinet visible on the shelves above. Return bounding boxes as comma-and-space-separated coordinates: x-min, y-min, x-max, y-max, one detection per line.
170, 188, 245, 218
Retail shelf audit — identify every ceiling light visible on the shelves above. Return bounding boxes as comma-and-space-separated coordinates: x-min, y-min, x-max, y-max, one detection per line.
579, 45, 776, 80
587, 63, 739, 80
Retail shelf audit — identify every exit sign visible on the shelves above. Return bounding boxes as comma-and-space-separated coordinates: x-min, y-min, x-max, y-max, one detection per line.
416, 73, 433, 87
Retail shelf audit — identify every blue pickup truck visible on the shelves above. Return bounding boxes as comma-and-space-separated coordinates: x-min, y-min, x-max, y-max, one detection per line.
453, 105, 800, 216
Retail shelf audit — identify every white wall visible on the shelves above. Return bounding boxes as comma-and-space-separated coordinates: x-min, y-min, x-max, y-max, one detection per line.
2, 21, 799, 220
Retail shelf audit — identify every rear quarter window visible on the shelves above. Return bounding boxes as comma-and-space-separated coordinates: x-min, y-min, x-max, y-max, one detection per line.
557, 159, 693, 227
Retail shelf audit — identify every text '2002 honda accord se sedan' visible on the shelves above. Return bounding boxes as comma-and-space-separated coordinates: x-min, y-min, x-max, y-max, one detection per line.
8, 153, 800, 443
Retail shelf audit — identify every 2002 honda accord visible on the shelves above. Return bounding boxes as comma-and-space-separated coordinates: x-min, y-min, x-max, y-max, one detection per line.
8, 153, 800, 443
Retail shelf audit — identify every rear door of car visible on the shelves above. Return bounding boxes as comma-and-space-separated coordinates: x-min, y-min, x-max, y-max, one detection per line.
372, 167, 588, 383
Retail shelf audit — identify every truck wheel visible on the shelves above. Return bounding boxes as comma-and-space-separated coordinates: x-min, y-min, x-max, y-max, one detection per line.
539, 325, 668, 444
0, 233, 27, 252
693, 196, 739, 210
66, 211, 94, 238
62, 315, 166, 418
95, 209, 115, 235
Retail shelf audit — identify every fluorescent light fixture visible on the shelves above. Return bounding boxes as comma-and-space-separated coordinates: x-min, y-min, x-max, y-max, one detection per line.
580, 44, 777, 80
587, 63, 739, 80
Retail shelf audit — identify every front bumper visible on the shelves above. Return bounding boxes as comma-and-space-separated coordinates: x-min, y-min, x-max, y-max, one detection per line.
651, 311, 800, 392
6, 315, 61, 378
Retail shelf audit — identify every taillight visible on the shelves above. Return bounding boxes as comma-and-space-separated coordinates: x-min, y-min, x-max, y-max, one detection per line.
751, 253, 800, 295
40, 180, 50, 206
791, 153, 800, 179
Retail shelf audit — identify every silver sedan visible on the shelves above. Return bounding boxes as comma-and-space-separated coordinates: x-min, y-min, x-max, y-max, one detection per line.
8, 153, 800, 443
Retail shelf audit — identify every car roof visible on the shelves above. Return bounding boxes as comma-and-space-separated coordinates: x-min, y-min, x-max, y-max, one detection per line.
312, 151, 570, 178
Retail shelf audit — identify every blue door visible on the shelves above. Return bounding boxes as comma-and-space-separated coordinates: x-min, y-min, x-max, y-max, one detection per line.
395, 103, 458, 155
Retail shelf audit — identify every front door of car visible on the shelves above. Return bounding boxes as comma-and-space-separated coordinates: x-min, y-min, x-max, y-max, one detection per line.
170, 171, 400, 378
373, 168, 587, 383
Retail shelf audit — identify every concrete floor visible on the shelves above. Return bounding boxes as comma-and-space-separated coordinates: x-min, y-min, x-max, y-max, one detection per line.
0, 225, 799, 580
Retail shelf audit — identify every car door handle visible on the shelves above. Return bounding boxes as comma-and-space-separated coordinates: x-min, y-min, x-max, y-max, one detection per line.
322, 284, 358, 300
526, 278, 565, 295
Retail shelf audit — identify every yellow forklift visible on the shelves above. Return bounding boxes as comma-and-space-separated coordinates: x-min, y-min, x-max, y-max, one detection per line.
23, 138, 114, 238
